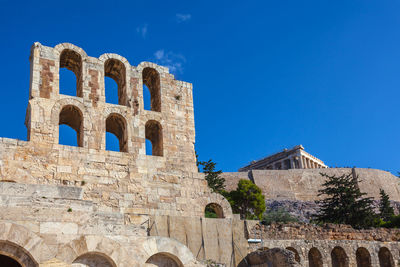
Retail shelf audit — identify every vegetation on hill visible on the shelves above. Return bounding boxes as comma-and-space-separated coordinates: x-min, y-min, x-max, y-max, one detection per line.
261, 207, 299, 225
379, 188, 395, 221
314, 172, 376, 229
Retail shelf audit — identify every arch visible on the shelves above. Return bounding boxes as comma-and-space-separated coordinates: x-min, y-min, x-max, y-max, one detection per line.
205, 203, 224, 218
0, 222, 52, 265
57, 236, 130, 266
201, 193, 233, 219
0, 241, 37, 267
140, 237, 195, 266
379, 247, 394, 267
54, 43, 88, 58
286, 247, 300, 263
106, 113, 128, 152
73, 252, 117, 267
59, 105, 84, 147
143, 67, 161, 112
331, 246, 349, 267
356, 247, 371, 267
145, 120, 163, 156
59, 49, 83, 97
104, 58, 128, 106
146, 252, 183, 267
308, 247, 323, 267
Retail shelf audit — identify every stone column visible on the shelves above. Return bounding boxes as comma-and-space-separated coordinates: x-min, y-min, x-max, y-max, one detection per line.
298, 156, 304, 169
289, 157, 295, 169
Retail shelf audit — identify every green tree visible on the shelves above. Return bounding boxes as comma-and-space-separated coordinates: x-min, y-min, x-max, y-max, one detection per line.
227, 179, 266, 220
314, 172, 376, 229
197, 155, 225, 193
379, 188, 394, 221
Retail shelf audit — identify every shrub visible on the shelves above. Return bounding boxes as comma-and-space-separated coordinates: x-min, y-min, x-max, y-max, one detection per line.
262, 208, 299, 225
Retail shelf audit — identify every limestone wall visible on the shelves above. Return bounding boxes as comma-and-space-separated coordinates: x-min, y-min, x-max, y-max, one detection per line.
148, 215, 248, 266
0, 182, 204, 267
223, 168, 400, 201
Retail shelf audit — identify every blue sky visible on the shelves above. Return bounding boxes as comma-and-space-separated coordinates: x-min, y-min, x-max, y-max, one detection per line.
0, 0, 399, 173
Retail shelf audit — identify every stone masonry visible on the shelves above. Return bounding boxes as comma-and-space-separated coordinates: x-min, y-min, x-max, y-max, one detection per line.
0, 42, 399, 267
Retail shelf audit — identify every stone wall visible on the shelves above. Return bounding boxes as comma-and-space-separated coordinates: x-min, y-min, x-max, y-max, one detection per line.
223, 168, 400, 202
148, 215, 248, 266
249, 222, 400, 242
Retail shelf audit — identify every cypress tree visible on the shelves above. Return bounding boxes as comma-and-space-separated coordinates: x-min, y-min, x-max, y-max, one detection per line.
314, 172, 376, 229
379, 188, 394, 221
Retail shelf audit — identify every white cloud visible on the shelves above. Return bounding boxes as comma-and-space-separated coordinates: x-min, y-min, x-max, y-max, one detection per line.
176, 13, 191, 23
136, 24, 148, 38
153, 49, 186, 74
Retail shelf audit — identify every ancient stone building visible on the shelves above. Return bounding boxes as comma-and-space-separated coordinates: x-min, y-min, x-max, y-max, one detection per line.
239, 145, 327, 171
0, 42, 399, 267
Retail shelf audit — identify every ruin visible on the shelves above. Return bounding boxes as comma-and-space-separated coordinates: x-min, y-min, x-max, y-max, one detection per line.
239, 145, 327, 171
0, 42, 398, 267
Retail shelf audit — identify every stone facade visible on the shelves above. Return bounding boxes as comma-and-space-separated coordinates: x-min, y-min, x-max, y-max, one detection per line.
239, 145, 327, 171
243, 222, 400, 267
0, 42, 236, 267
0, 42, 399, 267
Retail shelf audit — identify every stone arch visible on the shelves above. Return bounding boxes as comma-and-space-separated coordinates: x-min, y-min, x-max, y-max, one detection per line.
0, 222, 53, 265
142, 67, 161, 112
106, 113, 128, 152
51, 98, 88, 147
140, 237, 196, 266
99, 53, 131, 106
72, 252, 117, 267
379, 247, 394, 267
146, 252, 183, 267
200, 192, 233, 219
205, 203, 224, 218
54, 43, 88, 59
331, 246, 349, 267
59, 105, 84, 147
54, 43, 87, 98
57, 236, 131, 267
286, 247, 300, 263
59, 49, 83, 97
308, 247, 323, 267
356, 247, 371, 267
145, 120, 163, 156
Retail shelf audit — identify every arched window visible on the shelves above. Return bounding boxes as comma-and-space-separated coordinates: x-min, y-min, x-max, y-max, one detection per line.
106, 113, 128, 152
73, 252, 116, 267
356, 247, 371, 267
59, 49, 82, 97
286, 247, 300, 263
379, 247, 394, 267
0, 241, 37, 267
143, 67, 161, 112
331, 246, 349, 267
308, 247, 323, 267
146, 252, 183, 267
104, 59, 127, 106
59, 105, 83, 147
145, 120, 163, 156
205, 203, 224, 218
